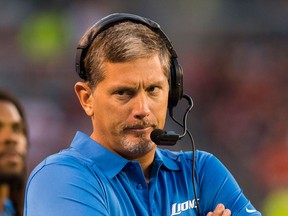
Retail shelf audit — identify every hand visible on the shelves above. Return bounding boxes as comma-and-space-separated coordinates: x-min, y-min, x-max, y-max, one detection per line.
206, 204, 231, 216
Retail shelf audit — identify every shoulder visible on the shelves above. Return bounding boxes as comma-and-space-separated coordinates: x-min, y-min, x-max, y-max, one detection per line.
156, 148, 223, 173
158, 148, 214, 164
25, 148, 109, 216
27, 148, 97, 187
158, 148, 231, 175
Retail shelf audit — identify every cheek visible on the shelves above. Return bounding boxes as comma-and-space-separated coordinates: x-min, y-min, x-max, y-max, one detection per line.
16, 135, 28, 155
93, 99, 126, 129
152, 103, 168, 127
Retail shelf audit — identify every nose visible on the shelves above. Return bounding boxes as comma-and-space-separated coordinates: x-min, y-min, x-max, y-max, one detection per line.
132, 92, 151, 119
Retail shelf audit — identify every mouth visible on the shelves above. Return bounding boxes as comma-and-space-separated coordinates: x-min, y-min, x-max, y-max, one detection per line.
124, 125, 152, 132
0, 152, 22, 162
122, 121, 157, 134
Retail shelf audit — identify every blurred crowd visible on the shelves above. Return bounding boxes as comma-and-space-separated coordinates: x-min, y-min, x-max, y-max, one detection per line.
1, 0, 288, 214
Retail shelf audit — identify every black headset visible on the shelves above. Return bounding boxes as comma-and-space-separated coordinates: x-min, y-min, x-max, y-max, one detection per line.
75, 13, 183, 111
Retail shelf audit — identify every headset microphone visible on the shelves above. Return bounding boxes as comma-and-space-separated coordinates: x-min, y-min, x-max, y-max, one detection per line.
150, 129, 179, 145
150, 94, 193, 146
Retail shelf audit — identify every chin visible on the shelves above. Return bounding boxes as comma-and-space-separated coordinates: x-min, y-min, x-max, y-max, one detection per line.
121, 136, 154, 157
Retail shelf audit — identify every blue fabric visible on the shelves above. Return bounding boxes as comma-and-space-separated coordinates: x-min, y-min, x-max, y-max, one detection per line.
1, 199, 15, 216
24, 131, 261, 215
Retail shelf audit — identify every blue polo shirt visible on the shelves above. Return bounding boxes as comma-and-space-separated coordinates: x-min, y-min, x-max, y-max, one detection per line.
24, 131, 261, 215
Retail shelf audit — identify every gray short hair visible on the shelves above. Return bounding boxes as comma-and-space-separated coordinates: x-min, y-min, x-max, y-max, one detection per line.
83, 21, 171, 88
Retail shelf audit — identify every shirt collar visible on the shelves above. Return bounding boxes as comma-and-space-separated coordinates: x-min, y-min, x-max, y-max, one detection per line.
70, 132, 181, 179
154, 148, 181, 171
70, 131, 130, 179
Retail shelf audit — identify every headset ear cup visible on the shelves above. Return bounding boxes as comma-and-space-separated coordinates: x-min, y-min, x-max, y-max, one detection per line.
168, 58, 183, 113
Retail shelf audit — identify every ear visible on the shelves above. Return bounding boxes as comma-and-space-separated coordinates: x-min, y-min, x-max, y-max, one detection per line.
74, 82, 94, 116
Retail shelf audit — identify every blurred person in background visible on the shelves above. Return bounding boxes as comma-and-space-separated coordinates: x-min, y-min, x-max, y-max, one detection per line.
24, 13, 261, 216
0, 89, 28, 216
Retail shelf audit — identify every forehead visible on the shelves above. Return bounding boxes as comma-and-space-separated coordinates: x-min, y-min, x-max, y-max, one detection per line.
101, 55, 167, 84
0, 101, 21, 122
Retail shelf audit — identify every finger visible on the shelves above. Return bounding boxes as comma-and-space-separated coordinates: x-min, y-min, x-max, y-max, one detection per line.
215, 203, 225, 214
223, 209, 231, 216
207, 204, 231, 216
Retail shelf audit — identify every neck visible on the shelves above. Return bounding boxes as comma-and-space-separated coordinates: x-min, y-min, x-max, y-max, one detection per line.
0, 184, 10, 212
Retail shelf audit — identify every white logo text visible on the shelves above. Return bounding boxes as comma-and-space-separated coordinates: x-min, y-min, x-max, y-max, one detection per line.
171, 199, 199, 215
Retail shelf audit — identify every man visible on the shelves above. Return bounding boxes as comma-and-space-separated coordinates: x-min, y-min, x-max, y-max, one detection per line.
0, 90, 28, 216
24, 13, 261, 215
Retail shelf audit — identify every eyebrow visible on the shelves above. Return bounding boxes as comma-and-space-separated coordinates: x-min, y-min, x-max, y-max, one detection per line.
0, 120, 24, 128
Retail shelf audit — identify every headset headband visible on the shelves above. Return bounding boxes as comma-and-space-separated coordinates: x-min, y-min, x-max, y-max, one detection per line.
75, 13, 183, 110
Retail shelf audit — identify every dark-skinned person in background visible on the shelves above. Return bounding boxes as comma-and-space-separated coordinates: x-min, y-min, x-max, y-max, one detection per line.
0, 89, 28, 216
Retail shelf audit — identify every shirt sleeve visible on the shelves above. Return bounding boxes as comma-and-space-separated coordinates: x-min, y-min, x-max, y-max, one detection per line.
24, 156, 109, 216
197, 152, 262, 215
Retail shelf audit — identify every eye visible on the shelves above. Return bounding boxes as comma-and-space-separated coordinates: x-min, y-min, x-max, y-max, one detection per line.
113, 88, 135, 101
12, 123, 24, 134
116, 89, 126, 96
115, 89, 133, 96
148, 86, 161, 95
148, 86, 156, 92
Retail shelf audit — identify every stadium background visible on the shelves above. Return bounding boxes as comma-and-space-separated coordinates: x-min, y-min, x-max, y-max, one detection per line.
1, 1, 288, 214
